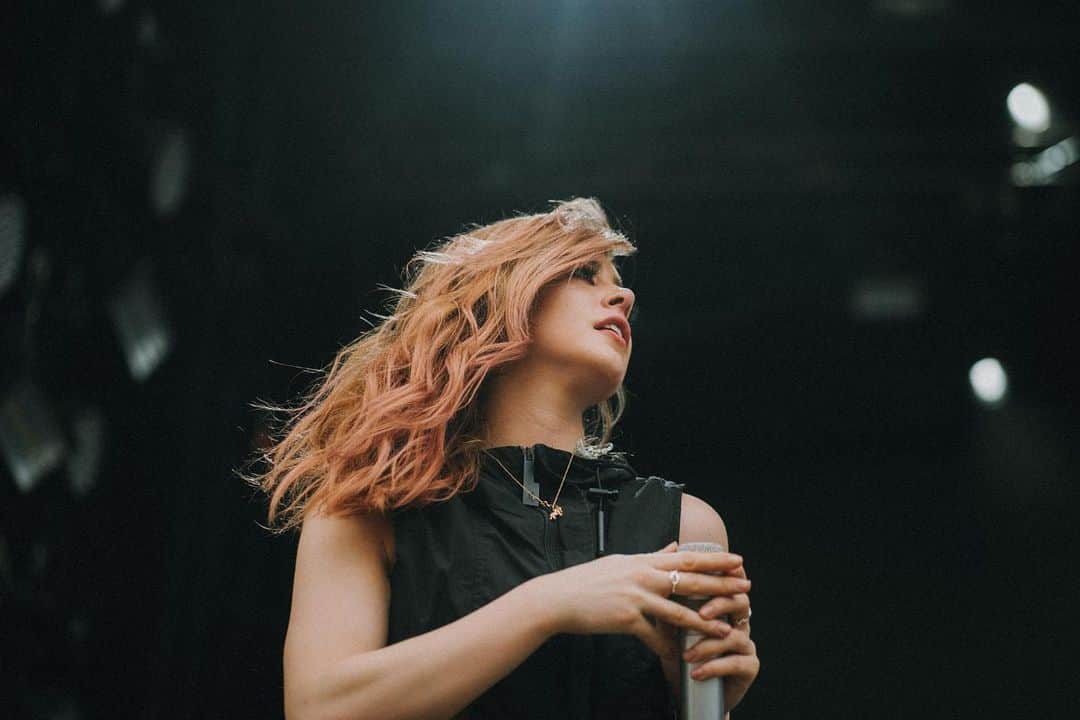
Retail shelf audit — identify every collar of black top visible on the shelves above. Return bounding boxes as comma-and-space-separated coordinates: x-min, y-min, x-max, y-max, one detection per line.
480, 442, 639, 487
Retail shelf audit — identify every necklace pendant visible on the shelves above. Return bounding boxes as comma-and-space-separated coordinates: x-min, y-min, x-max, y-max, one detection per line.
548, 505, 564, 520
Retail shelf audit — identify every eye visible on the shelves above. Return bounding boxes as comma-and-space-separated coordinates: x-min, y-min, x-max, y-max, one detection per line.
571, 263, 599, 284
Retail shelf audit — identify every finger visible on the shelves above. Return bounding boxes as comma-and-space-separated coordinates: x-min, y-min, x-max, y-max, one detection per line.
684, 630, 755, 661
699, 592, 751, 620
652, 568, 752, 599
640, 593, 733, 638
689, 650, 760, 681
651, 550, 744, 573
725, 563, 747, 580
657, 541, 678, 553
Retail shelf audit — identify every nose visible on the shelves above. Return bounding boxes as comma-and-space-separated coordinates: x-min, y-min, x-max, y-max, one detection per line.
606, 286, 635, 316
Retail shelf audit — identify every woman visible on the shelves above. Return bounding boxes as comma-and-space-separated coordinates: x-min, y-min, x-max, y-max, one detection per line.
250, 198, 759, 719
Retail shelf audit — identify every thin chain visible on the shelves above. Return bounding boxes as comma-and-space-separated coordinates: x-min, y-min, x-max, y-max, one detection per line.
485, 449, 576, 520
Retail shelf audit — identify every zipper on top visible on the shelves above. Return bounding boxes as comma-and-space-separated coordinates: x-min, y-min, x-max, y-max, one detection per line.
521, 445, 540, 508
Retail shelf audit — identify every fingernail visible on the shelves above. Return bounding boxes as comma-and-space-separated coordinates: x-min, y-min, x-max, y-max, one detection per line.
683, 650, 695, 661
714, 622, 731, 633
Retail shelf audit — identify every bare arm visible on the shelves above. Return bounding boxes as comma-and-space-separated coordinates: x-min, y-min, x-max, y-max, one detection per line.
283, 510, 556, 720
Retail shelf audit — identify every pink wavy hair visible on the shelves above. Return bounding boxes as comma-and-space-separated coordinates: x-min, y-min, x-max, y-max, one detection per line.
245, 197, 638, 531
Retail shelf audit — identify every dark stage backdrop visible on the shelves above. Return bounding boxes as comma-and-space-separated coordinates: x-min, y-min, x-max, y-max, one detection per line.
3, 2, 1078, 718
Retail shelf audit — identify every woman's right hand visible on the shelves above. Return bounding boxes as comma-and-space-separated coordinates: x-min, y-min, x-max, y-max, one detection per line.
529, 541, 749, 661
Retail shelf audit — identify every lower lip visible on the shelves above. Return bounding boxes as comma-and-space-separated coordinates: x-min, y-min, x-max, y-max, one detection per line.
598, 328, 628, 346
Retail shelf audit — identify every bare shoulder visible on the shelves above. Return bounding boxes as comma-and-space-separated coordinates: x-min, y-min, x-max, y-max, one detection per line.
679, 492, 730, 550
284, 508, 397, 712
298, 507, 395, 571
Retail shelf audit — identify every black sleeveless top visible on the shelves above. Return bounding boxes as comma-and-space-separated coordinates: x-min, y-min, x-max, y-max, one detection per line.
387, 443, 685, 719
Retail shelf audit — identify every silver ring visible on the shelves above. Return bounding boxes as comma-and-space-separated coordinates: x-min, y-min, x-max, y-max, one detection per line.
668, 569, 681, 595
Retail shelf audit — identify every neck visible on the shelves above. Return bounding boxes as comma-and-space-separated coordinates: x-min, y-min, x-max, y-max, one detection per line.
480, 368, 587, 454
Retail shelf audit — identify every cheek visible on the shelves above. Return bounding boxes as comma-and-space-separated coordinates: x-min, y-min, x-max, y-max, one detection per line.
530, 292, 579, 343
533, 314, 582, 354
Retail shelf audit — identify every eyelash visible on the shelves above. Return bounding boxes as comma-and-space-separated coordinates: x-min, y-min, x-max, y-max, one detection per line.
572, 264, 600, 283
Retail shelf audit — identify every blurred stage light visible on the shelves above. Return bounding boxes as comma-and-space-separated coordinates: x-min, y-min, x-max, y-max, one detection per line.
0, 193, 27, 296
969, 358, 1008, 406
1006, 83, 1051, 133
873, 0, 951, 18
136, 9, 160, 49
850, 276, 925, 321
108, 262, 174, 382
97, 0, 125, 15
0, 381, 68, 493
1010, 135, 1079, 186
67, 406, 106, 499
149, 126, 191, 219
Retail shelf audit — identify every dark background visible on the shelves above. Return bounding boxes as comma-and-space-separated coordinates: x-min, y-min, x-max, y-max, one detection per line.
3, 1, 1078, 718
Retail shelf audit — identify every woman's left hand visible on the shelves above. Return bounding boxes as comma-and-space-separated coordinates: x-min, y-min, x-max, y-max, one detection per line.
657, 560, 759, 713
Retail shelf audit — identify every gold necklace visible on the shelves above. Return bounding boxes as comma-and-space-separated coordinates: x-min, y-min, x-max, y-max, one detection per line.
485, 448, 575, 520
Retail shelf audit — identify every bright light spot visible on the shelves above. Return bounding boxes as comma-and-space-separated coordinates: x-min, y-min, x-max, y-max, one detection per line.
0, 381, 68, 493
969, 358, 1008, 405
109, 262, 174, 382
1007, 83, 1050, 133
1009, 135, 1079, 186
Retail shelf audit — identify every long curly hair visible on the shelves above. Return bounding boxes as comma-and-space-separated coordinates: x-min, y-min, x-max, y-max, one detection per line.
244, 198, 638, 532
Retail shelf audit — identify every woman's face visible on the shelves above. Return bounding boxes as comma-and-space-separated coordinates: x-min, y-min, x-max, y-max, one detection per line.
528, 256, 636, 403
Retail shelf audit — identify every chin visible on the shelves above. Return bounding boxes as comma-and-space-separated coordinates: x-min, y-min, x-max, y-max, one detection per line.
584, 361, 627, 402
540, 341, 628, 397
